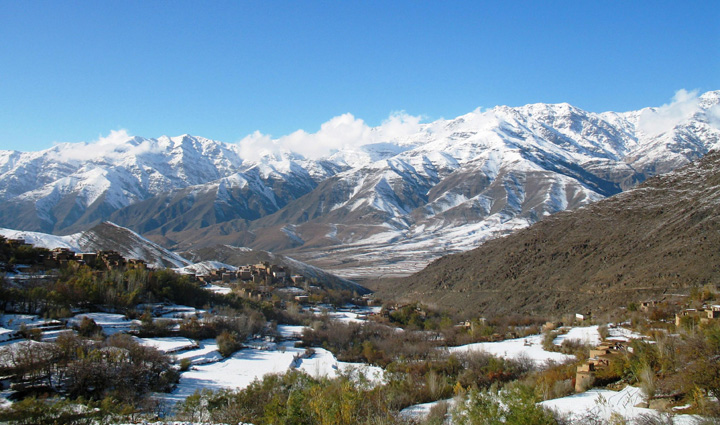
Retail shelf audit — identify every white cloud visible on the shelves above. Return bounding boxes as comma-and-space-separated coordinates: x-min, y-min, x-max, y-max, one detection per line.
236, 112, 424, 161
707, 104, 720, 129
51, 129, 163, 162
637, 89, 701, 136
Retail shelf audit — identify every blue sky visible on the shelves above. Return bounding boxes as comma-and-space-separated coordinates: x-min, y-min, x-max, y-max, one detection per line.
1, 1, 718, 152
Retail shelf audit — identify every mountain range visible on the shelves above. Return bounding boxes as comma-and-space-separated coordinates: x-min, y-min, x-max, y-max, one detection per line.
368, 150, 720, 316
1, 91, 718, 278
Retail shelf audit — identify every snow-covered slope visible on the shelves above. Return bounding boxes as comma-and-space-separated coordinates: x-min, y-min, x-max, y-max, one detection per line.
0, 222, 190, 268
1, 91, 719, 277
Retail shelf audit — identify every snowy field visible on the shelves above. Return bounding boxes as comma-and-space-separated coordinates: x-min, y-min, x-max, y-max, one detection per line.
400, 398, 455, 422
448, 333, 574, 366
137, 336, 198, 353
174, 339, 223, 365
400, 386, 706, 425
306, 304, 382, 324
160, 341, 384, 407
541, 386, 704, 424
276, 324, 305, 339
553, 325, 602, 346
205, 284, 232, 295
67, 312, 137, 335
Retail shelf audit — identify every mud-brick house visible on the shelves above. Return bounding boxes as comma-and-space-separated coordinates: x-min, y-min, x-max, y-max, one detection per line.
98, 250, 126, 269
700, 305, 720, 325
238, 268, 253, 281
640, 300, 661, 313
575, 362, 596, 392
675, 307, 720, 327
270, 265, 286, 281
255, 262, 271, 276
127, 258, 147, 270
238, 288, 264, 301
575, 341, 623, 392
51, 248, 76, 265
76, 253, 97, 266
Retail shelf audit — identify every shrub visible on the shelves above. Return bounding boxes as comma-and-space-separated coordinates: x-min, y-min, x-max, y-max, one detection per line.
74, 317, 103, 338
216, 331, 242, 358
451, 383, 557, 425
179, 358, 192, 372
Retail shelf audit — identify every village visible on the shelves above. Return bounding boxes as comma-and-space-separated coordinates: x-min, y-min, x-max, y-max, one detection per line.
1, 235, 720, 424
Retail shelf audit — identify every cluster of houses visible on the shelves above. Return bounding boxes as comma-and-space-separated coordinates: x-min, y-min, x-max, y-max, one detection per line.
3, 238, 147, 271
675, 305, 720, 327
4, 237, 329, 305
637, 297, 720, 328
575, 341, 624, 392
181, 262, 322, 303
185, 262, 302, 286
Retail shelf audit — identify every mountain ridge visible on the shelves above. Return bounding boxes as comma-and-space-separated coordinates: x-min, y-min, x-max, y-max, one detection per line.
1, 91, 719, 277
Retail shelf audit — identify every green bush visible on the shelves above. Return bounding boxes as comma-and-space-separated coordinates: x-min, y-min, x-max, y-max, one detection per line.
216, 330, 242, 358
451, 383, 557, 425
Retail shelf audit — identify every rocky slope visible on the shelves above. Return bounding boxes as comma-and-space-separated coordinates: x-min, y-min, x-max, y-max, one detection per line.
368, 150, 720, 316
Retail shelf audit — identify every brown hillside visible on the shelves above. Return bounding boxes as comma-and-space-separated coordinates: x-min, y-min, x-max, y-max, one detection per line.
369, 151, 720, 316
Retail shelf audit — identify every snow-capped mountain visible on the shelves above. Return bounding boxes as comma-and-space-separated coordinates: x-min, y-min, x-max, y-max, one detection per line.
1, 91, 719, 277
0, 134, 341, 234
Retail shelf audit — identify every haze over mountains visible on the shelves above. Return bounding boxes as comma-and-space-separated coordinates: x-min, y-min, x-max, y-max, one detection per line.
1, 91, 719, 278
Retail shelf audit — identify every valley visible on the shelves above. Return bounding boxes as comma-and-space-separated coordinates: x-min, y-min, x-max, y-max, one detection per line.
1, 93, 719, 425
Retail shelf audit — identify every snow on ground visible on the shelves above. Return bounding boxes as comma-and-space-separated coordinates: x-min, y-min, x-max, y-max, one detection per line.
607, 325, 645, 342
277, 324, 306, 339
0, 314, 52, 330
174, 339, 222, 365
276, 286, 306, 295
163, 341, 385, 408
136, 336, 198, 354
553, 325, 601, 346
296, 347, 384, 385
448, 333, 574, 366
0, 228, 82, 251
322, 305, 382, 324
540, 386, 704, 424
0, 340, 54, 367
67, 312, 136, 335
161, 342, 305, 405
401, 386, 703, 424
205, 284, 232, 295
157, 305, 203, 318
0, 327, 15, 342
400, 398, 455, 422
41, 329, 71, 342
